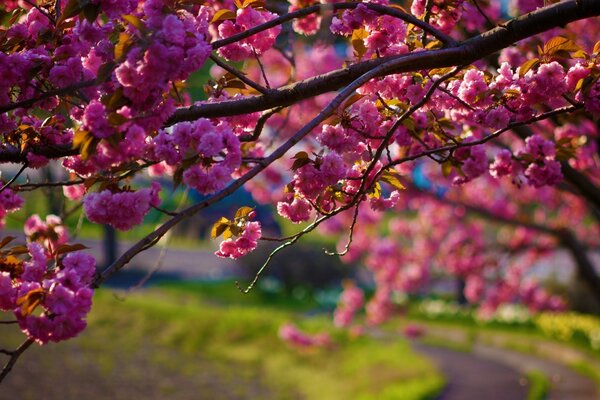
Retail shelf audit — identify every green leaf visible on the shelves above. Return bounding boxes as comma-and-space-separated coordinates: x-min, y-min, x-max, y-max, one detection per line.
241, 0, 265, 8
380, 169, 406, 191
114, 32, 133, 61
55, 243, 89, 255
351, 28, 368, 59
58, 0, 83, 24
543, 36, 580, 56
441, 161, 453, 178
72, 129, 91, 150
108, 112, 128, 127
122, 14, 147, 33
290, 151, 312, 171
235, 206, 254, 220
0, 236, 15, 249
519, 58, 539, 77
210, 8, 237, 24
211, 217, 232, 239
368, 182, 382, 199
223, 79, 246, 90
16, 288, 45, 317
7, 245, 29, 256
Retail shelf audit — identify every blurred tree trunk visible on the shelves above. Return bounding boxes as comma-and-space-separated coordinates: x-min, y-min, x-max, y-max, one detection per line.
103, 225, 117, 268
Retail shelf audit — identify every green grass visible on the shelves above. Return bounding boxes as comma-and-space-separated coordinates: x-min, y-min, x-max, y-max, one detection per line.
156, 280, 321, 311
87, 289, 443, 399
26, 287, 444, 400
526, 370, 550, 400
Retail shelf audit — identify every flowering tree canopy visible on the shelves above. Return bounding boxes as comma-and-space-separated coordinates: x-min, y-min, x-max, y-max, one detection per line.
1, 0, 600, 378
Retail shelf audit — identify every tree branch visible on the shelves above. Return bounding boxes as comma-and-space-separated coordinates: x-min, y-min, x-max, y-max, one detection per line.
0, 339, 34, 384
168, 0, 600, 124
211, 2, 457, 49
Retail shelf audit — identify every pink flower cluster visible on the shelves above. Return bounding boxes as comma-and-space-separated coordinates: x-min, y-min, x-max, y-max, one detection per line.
366, 288, 394, 325
215, 220, 262, 259
411, 0, 464, 34
278, 323, 331, 348
453, 145, 488, 185
83, 182, 161, 230
113, 4, 212, 110
333, 281, 364, 327
0, 241, 96, 344
217, 7, 282, 61
276, 151, 349, 223
152, 119, 242, 194
0, 187, 23, 229
24, 214, 69, 251
288, 0, 321, 35
331, 4, 408, 57
518, 134, 563, 188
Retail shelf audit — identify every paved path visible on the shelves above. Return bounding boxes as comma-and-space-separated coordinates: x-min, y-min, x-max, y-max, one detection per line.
416, 324, 600, 400
474, 344, 598, 400
413, 343, 529, 400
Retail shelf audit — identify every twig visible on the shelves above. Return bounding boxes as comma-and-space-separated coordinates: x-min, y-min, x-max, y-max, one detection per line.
24, 0, 56, 25
0, 79, 97, 114
0, 339, 34, 384
209, 54, 271, 94
0, 164, 27, 195
212, 2, 457, 49
252, 48, 271, 89
239, 107, 283, 142
471, 0, 495, 29
324, 204, 360, 256
55, 0, 62, 22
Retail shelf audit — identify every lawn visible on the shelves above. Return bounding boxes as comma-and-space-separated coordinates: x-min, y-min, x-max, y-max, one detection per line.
2, 283, 444, 400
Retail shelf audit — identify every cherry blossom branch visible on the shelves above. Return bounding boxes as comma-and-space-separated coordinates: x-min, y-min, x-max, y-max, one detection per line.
470, 0, 495, 29
211, 2, 457, 49
169, 0, 600, 123
23, 0, 56, 25
0, 339, 34, 384
412, 184, 600, 304
352, 66, 463, 205
511, 124, 600, 212
94, 43, 421, 287
1, 0, 598, 164
381, 105, 580, 172
234, 70, 463, 291
0, 79, 97, 114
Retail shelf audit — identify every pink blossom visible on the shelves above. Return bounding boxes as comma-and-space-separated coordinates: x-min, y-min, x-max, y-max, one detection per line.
277, 196, 312, 223
83, 186, 160, 230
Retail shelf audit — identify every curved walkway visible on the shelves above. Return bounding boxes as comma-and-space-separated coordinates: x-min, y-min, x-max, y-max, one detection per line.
412, 334, 598, 400
413, 343, 528, 400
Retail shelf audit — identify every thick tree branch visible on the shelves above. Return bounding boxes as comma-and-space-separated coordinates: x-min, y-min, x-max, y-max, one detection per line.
93, 48, 419, 287
2, 0, 599, 163
168, 0, 600, 123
